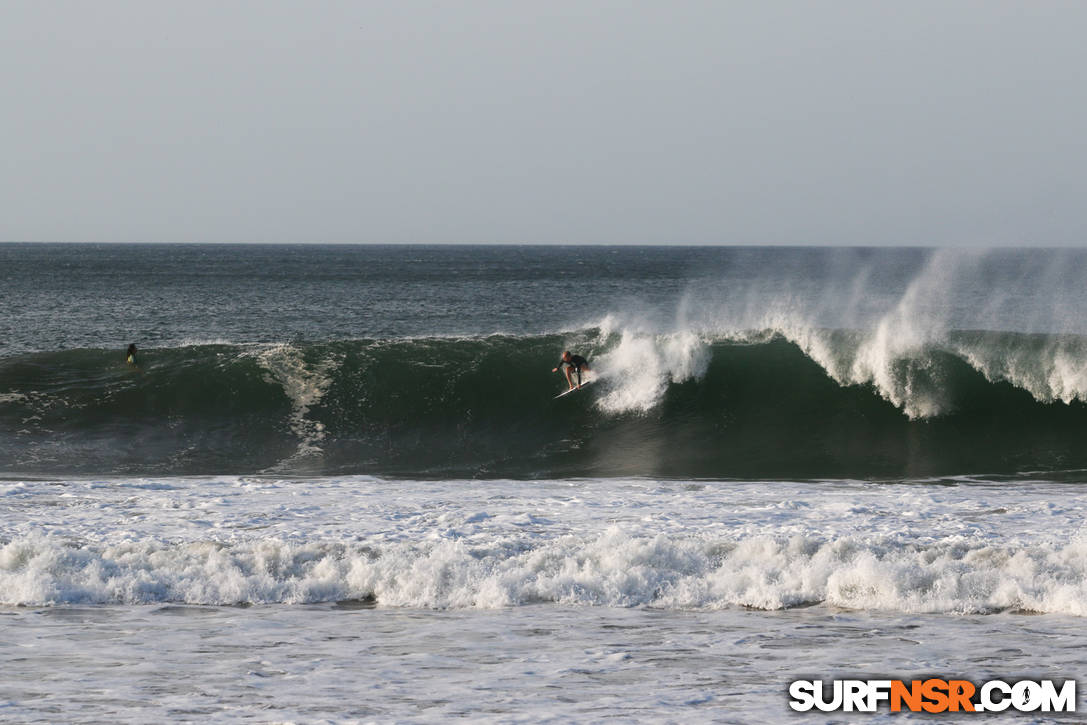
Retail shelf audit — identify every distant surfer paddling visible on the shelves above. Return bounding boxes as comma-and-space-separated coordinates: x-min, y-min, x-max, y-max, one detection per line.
552, 350, 591, 390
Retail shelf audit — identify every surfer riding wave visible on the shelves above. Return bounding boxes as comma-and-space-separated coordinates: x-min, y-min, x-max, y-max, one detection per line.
552, 350, 591, 390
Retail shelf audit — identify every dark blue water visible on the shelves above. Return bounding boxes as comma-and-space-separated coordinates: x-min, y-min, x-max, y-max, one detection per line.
0, 243, 721, 352
4, 243, 1087, 479
1, 244, 940, 353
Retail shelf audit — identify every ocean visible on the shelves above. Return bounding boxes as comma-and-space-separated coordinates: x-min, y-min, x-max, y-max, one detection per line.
2, 243, 1087, 722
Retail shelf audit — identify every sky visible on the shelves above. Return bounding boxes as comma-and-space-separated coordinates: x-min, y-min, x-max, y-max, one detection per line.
2, 0, 1086, 245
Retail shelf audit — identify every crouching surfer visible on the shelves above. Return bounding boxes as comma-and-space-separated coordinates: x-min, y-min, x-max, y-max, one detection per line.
552, 350, 591, 390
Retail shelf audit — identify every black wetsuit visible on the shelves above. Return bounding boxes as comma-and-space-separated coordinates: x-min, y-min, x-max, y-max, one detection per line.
559, 354, 588, 371
559, 355, 589, 384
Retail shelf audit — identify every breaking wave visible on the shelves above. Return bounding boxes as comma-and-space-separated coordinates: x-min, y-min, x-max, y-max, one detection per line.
3, 324, 1087, 478
5, 528, 1087, 615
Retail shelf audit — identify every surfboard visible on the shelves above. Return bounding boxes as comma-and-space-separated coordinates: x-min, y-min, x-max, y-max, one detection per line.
554, 378, 594, 399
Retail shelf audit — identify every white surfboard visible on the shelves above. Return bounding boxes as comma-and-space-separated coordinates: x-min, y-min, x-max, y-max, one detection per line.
554, 378, 594, 399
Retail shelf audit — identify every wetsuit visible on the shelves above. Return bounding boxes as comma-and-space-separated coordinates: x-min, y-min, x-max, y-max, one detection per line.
559, 355, 588, 384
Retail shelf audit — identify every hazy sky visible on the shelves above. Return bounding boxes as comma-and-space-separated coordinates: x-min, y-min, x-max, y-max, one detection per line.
3, 1, 1086, 245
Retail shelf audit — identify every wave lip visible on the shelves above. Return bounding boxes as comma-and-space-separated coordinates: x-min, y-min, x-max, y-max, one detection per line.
5, 529, 1087, 615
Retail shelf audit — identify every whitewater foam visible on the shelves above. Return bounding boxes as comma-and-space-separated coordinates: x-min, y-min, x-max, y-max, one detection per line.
7, 525, 1087, 613
592, 329, 710, 414
3, 476, 1086, 615
254, 345, 341, 463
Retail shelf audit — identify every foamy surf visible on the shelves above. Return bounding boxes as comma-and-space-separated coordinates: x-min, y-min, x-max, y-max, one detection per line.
3, 476, 1085, 615
254, 344, 341, 465
6, 528, 1087, 614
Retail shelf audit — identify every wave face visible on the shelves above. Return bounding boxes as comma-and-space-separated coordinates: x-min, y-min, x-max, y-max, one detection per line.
4, 327, 1087, 479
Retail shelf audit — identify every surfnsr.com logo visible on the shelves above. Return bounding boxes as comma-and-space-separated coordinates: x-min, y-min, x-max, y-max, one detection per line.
789, 679, 1076, 713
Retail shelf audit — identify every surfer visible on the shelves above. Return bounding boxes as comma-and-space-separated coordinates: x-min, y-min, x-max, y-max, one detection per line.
126, 343, 139, 366
552, 350, 591, 390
